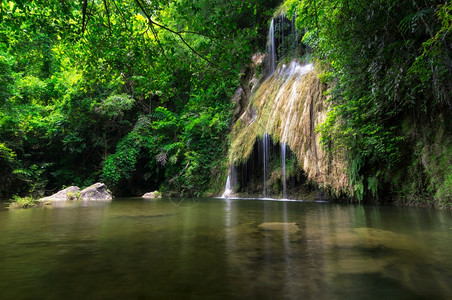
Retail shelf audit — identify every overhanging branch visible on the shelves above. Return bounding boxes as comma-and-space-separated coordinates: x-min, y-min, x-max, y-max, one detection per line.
133, 0, 227, 72
81, 0, 88, 34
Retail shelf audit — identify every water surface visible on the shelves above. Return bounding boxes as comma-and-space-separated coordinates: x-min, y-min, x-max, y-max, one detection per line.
0, 198, 451, 299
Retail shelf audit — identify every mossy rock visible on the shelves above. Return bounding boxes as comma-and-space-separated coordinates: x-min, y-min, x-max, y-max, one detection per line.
257, 222, 299, 234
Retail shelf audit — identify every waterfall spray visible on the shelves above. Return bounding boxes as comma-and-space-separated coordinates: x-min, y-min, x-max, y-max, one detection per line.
223, 13, 318, 199
222, 165, 236, 198
262, 133, 270, 197
267, 19, 276, 75
281, 142, 287, 198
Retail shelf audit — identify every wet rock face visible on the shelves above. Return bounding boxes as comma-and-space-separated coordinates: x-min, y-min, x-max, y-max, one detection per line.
231, 53, 265, 125
40, 186, 80, 201
228, 61, 349, 196
79, 183, 113, 200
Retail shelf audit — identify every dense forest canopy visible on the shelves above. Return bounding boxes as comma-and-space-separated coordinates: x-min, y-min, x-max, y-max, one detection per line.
1, 0, 450, 207
0, 0, 280, 197
284, 0, 451, 206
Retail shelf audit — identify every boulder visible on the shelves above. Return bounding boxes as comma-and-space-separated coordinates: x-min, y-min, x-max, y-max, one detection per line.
40, 186, 80, 201
79, 183, 113, 200
257, 222, 299, 234
142, 191, 162, 199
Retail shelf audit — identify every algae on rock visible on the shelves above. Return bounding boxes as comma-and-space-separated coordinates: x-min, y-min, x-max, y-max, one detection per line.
228, 60, 349, 196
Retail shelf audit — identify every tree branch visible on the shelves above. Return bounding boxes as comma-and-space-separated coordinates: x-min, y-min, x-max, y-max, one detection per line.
149, 22, 171, 65
84, 0, 95, 34
103, 0, 112, 36
133, 0, 227, 72
111, 0, 131, 32
81, 0, 88, 34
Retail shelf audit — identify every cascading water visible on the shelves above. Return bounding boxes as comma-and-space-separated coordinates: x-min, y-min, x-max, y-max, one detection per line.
267, 19, 276, 75
262, 133, 271, 197
280, 63, 313, 198
264, 14, 305, 198
266, 14, 301, 76
222, 165, 236, 198
261, 62, 313, 198
281, 142, 287, 198
223, 13, 325, 199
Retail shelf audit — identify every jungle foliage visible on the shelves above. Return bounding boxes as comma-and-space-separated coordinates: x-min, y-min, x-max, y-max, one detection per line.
1, 0, 450, 207
285, 0, 451, 206
0, 0, 280, 197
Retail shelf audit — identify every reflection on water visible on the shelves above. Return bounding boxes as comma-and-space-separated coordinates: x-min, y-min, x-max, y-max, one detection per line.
0, 198, 451, 299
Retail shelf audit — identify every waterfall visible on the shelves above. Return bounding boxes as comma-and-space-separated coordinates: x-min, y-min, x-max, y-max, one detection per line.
281, 63, 314, 144
222, 165, 236, 198
281, 142, 287, 198
267, 19, 276, 75
280, 63, 313, 199
227, 11, 349, 198
262, 133, 270, 197
236, 61, 313, 199
260, 14, 310, 198
223, 13, 326, 199
267, 13, 301, 77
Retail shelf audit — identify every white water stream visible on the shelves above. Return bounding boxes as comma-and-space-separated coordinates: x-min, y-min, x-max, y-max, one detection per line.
222, 14, 313, 199
221, 165, 236, 198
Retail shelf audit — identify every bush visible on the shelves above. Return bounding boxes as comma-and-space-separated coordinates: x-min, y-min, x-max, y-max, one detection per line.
9, 196, 37, 209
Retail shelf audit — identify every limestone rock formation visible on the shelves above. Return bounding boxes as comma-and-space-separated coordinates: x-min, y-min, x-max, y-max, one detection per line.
231, 53, 265, 124
79, 182, 113, 200
228, 62, 349, 195
142, 191, 162, 199
40, 186, 80, 201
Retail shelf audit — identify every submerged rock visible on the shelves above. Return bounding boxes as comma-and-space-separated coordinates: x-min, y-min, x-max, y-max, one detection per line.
79, 183, 113, 200
257, 222, 299, 234
40, 186, 80, 201
142, 191, 162, 199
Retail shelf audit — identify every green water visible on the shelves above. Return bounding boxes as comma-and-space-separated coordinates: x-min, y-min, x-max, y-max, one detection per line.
0, 198, 451, 299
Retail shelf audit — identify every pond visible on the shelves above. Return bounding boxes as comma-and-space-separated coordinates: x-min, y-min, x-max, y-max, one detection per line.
0, 197, 451, 299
